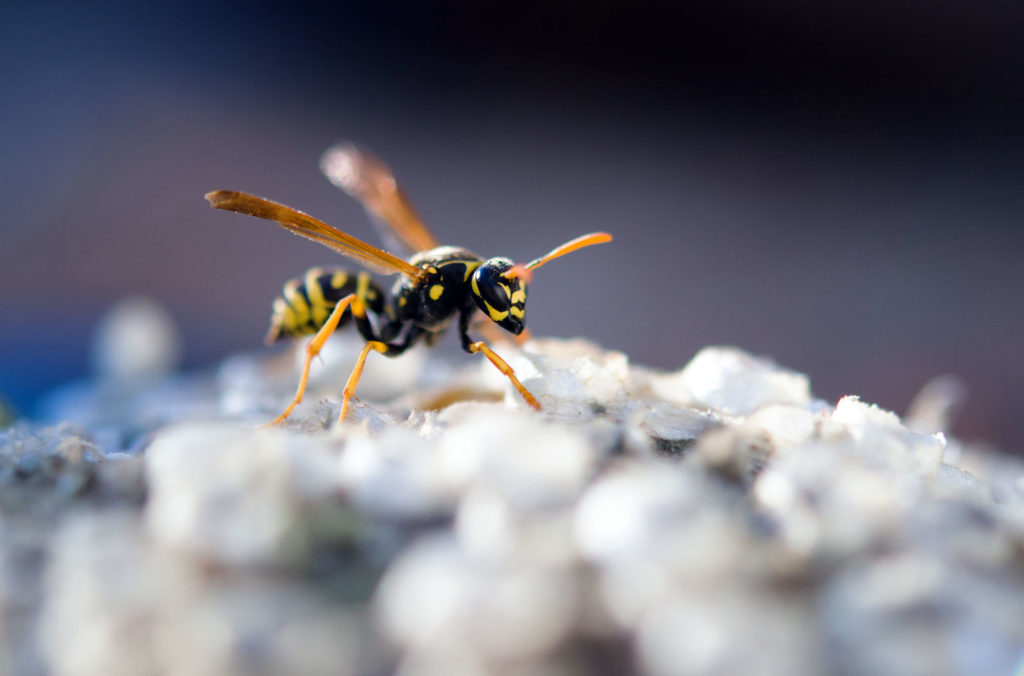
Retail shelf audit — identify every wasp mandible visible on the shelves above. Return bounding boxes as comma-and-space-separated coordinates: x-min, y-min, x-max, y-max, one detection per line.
206, 144, 612, 425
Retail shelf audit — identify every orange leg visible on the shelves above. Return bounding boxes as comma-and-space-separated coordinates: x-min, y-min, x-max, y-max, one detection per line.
339, 340, 389, 423
265, 294, 356, 427
468, 340, 542, 411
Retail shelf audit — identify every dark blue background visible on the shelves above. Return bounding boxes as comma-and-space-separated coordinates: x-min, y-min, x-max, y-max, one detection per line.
2, 1, 1022, 449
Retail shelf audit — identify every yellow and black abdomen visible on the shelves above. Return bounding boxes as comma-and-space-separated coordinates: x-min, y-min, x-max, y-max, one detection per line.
265, 267, 386, 344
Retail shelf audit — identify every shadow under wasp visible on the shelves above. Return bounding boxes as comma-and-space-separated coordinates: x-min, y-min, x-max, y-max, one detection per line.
206, 144, 612, 425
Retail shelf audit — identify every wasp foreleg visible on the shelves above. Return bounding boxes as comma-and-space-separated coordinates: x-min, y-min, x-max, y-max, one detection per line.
466, 341, 542, 411
457, 309, 541, 411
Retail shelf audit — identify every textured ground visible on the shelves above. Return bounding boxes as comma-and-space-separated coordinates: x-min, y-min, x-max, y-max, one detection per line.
2, 322, 1023, 675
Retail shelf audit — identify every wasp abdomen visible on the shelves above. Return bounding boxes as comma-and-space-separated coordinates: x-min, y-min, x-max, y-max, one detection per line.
266, 267, 386, 344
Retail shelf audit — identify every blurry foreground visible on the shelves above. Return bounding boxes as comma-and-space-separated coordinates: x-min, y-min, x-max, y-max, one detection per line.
1, 301, 1023, 675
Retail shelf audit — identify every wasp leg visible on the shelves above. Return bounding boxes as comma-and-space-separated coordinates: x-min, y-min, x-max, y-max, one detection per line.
338, 325, 425, 423
265, 293, 356, 427
350, 272, 385, 342
467, 340, 542, 411
457, 308, 540, 410
339, 341, 388, 423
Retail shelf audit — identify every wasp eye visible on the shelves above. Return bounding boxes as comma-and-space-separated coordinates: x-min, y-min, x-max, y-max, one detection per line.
479, 279, 511, 311
473, 263, 513, 311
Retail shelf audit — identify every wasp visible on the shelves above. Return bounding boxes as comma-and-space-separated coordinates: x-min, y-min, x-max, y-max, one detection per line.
206, 144, 611, 425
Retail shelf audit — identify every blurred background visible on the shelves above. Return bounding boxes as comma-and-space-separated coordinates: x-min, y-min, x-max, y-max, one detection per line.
1, 0, 1021, 449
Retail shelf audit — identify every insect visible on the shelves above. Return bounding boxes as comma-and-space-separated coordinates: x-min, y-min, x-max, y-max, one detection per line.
206, 144, 612, 425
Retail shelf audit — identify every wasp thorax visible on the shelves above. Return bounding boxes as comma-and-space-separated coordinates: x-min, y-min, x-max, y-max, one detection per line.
471, 258, 527, 334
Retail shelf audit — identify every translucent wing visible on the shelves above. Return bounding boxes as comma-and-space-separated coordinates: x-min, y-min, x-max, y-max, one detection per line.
320, 143, 440, 255
205, 190, 427, 281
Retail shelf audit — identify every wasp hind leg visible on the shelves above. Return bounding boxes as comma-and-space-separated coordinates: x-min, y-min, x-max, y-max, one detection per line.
338, 341, 388, 423
264, 293, 356, 427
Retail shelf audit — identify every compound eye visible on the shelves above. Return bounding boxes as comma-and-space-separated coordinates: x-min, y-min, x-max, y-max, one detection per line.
480, 279, 511, 311
474, 266, 512, 311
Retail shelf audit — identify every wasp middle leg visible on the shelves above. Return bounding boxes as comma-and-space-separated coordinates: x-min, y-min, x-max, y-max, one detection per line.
337, 325, 426, 423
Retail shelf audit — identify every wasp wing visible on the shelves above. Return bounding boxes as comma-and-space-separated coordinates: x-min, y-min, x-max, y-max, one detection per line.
320, 143, 440, 256
206, 190, 427, 282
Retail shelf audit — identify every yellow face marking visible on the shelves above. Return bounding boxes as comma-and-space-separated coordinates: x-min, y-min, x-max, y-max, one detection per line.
304, 268, 329, 326
498, 282, 511, 297
485, 302, 509, 322
429, 284, 444, 301
510, 306, 524, 319
331, 271, 348, 289
283, 280, 310, 324
511, 289, 526, 304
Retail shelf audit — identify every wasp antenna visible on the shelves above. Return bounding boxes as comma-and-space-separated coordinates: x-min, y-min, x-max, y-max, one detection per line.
501, 263, 534, 284
525, 232, 612, 272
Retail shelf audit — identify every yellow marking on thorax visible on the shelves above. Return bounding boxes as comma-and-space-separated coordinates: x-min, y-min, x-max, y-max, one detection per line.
304, 268, 329, 326
283, 280, 310, 325
437, 259, 482, 281
398, 296, 408, 307
429, 284, 444, 301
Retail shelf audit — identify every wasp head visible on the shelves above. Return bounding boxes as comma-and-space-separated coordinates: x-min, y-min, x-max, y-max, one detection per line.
471, 258, 527, 334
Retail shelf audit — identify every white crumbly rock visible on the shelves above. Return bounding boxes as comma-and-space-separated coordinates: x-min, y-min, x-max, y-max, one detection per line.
145, 423, 346, 567
651, 346, 814, 413
508, 338, 634, 419
7, 337, 1024, 675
